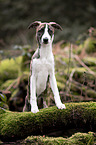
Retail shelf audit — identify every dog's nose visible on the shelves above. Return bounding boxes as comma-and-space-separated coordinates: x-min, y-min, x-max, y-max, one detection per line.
43, 37, 48, 44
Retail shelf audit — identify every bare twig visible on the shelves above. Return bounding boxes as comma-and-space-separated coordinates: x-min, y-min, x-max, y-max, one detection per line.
73, 54, 96, 76
5, 79, 17, 91
66, 69, 75, 86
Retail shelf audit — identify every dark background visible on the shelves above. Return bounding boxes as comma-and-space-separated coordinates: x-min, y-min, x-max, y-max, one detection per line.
0, 0, 96, 47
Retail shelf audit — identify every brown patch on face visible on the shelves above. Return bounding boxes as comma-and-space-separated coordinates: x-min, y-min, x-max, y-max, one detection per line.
36, 23, 54, 47
36, 23, 54, 33
48, 24, 54, 32
36, 23, 45, 32
36, 23, 54, 37
36, 23, 46, 48
48, 24, 54, 37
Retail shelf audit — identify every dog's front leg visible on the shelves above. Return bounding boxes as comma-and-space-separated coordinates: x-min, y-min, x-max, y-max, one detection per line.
50, 72, 66, 109
30, 75, 39, 113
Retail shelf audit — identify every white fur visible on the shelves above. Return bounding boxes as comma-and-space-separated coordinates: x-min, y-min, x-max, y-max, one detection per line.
30, 24, 66, 113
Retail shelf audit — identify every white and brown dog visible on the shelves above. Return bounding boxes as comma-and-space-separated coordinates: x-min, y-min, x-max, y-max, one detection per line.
23, 21, 66, 113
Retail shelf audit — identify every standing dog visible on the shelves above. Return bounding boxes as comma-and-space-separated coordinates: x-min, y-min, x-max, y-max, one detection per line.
23, 21, 66, 113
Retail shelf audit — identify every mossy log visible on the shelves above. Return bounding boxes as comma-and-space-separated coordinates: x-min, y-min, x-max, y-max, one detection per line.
0, 102, 96, 141
24, 132, 95, 145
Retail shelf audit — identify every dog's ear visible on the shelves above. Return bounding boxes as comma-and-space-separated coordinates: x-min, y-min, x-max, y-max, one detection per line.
49, 22, 63, 31
28, 21, 41, 29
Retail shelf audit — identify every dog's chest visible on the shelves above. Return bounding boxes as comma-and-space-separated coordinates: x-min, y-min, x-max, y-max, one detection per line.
32, 56, 54, 95
32, 52, 54, 74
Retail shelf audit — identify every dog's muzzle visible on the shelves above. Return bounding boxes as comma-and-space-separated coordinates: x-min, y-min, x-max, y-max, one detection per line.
43, 37, 48, 44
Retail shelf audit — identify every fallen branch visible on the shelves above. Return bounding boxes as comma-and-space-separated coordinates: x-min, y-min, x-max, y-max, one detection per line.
73, 55, 96, 76
0, 102, 96, 141
5, 79, 17, 91
24, 132, 95, 145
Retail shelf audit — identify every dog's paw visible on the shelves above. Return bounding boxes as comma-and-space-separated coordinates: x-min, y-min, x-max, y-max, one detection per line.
31, 106, 39, 113
57, 103, 66, 109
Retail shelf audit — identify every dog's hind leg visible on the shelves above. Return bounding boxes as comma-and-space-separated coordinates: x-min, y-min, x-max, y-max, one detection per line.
23, 76, 31, 112
23, 95, 31, 112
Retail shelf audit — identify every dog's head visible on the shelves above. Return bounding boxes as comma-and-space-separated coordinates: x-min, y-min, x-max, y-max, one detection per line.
28, 21, 62, 47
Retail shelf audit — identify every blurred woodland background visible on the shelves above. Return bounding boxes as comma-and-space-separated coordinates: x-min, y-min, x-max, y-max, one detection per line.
0, 0, 96, 46
0, 0, 96, 112
0, 0, 96, 144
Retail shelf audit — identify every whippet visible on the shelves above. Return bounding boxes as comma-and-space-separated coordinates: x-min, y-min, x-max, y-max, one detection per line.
23, 21, 66, 113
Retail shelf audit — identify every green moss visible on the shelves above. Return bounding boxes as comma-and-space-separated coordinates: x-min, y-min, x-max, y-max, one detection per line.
1, 71, 29, 91
73, 68, 95, 84
75, 37, 96, 55
87, 89, 96, 98
0, 107, 7, 114
77, 44, 84, 55
82, 57, 96, 67
19, 71, 29, 84
60, 57, 73, 67
0, 56, 22, 85
55, 55, 77, 78
90, 67, 96, 72
74, 67, 86, 74
55, 72, 66, 90
21, 45, 33, 71
1, 79, 15, 92
0, 102, 96, 141
56, 73, 66, 83
60, 42, 70, 49
24, 132, 95, 145
55, 56, 66, 72
57, 81, 65, 90
11, 89, 19, 99
0, 103, 9, 110
70, 82, 96, 101
84, 37, 96, 53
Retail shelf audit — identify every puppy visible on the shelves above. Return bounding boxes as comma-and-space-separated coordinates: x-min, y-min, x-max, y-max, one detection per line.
23, 21, 66, 113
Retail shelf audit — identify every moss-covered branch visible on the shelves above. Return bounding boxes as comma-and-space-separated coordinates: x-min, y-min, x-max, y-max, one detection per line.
24, 132, 95, 145
0, 102, 96, 141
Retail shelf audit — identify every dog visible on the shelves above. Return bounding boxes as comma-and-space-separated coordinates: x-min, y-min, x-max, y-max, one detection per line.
23, 21, 66, 113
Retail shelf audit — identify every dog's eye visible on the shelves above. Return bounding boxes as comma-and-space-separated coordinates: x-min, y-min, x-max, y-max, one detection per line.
38, 28, 44, 36
38, 32, 42, 37
38, 28, 44, 33
48, 29, 53, 36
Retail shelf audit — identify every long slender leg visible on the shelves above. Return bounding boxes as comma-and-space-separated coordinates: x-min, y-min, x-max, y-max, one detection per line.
50, 72, 66, 109
30, 75, 39, 113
